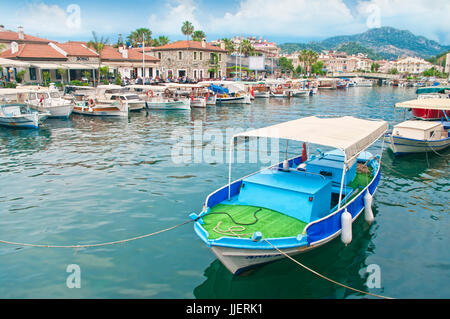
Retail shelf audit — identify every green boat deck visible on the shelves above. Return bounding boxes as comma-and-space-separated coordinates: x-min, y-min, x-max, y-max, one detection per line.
202, 168, 373, 240
202, 204, 308, 240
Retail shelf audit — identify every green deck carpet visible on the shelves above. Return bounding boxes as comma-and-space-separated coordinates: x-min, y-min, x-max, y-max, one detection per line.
202, 204, 307, 240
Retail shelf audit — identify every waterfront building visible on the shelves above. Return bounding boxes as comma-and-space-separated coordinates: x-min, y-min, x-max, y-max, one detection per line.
393, 56, 432, 74
151, 39, 227, 80
0, 25, 51, 53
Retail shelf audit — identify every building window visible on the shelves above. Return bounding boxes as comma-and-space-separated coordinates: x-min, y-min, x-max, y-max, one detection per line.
29, 67, 37, 81
199, 52, 203, 60
158, 52, 162, 59
178, 51, 182, 60
193, 69, 198, 79
219, 53, 222, 62
193, 51, 197, 60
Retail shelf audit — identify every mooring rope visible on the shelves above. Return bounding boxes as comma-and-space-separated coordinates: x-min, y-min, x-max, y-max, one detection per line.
0, 220, 192, 249
263, 238, 394, 299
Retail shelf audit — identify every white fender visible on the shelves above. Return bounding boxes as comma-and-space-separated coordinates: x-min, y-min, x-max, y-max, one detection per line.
364, 190, 374, 225
282, 159, 289, 170
341, 209, 352, 246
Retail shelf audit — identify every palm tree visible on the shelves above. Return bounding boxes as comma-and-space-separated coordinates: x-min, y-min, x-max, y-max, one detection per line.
181, 21, 194, 41
298, 50, 318, 75
239, 39, 255, 57
153, 35, 170, 47
221, 38, 235, 54
87, 31, 109, 86
192, 30, 206, 42
127, 28, 152, 47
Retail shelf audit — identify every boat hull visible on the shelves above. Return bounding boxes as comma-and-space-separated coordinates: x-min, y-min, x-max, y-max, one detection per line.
217, 95, 251, 104
0, 113, 44, 129
145, 100, 190, 110
73, 104, 128, 117
30, 103, 74, 118
253, 91, 270, 98
384, 133, 450, 155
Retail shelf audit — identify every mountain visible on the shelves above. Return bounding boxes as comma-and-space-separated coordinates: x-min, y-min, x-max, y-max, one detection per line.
335, 42, 383, 60
279, 27, 450, 60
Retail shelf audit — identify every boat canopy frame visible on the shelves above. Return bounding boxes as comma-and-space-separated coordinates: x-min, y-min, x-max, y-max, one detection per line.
227, 116, 388, 210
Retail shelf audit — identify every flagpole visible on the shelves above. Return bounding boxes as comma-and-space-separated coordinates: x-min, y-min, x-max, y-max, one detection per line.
142, 33, 145, 81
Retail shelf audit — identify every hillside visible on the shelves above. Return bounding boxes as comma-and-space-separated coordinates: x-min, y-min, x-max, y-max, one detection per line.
279, 27, 450, 60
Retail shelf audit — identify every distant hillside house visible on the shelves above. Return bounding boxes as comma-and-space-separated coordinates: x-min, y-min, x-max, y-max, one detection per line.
393, 56, 432, 74
152, 39, 227, 80
318, 50, 373, 73
445, 53, 450, 74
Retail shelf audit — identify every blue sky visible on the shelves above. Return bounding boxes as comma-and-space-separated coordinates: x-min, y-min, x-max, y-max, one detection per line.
0, 0, 449, 45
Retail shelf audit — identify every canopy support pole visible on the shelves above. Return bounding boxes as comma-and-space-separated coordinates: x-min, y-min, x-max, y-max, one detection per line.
337, 152, 347, 210
228, 136, 234, 200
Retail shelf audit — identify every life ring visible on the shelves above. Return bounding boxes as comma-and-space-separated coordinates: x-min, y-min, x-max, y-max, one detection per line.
88, 98, 96, 107
146, 90, 154, 98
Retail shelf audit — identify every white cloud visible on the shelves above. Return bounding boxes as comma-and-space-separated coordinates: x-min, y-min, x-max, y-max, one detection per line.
148, 0, 203, 36
355, 0, 450, 43
12, 3, 87, 37
208, 0, 364, 38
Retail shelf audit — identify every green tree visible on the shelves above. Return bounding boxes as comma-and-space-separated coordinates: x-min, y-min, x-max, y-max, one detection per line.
87, 31, 109, 86
221, 38, 235, 54
239, 39, 255, 56
298, 50, 318, 75
279, 57, 294, 74
192, 30, 206, 41
388, 68, 399, 75
208, 52, 220, 78
181, 21, 194, 41
114, 72, 122, 85
42, 71, 50, 86
57, 68, 67, 84
311, 61, 325, 75
99, 66, 109, 81
153, 36, 170, 47
371, 62, 380, 72
82, 70, 91, 84
16, 70, 26, 83
127, 28, 152, 47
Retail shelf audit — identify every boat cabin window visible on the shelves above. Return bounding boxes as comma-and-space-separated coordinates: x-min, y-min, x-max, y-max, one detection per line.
50, 91, 60, 99
124, 95, 139, 100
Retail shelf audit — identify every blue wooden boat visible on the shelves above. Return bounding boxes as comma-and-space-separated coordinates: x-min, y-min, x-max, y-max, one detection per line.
191, 116, 388, 274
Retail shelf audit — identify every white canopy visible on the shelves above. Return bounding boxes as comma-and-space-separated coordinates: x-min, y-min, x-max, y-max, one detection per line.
0, 58, 31, 67
31, 63, 61, 70
395, 98, 450, 111
60, 63, 96, 70
234, 116, 388, 161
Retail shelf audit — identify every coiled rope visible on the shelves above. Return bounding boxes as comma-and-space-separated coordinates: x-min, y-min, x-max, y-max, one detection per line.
263, 238, 394, 299
0, 220, 192, 249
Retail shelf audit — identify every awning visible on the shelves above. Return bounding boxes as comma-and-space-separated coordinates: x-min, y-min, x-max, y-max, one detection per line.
0, 58, 31, 67
31, 63, 61, 70
60, 63, 97, 70
395, 98, 450, 111
233, 116, 388, 161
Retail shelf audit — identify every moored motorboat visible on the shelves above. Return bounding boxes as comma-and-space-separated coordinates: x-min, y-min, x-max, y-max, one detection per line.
72, 93, 129, 117
27, 89, 74, 118
384, 98, 450, 155
414, 86, 450, 120
191, 116, 388, 275
0, 89, 49, 128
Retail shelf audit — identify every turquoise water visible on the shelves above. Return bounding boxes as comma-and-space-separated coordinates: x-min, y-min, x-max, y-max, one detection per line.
0, 86, 448, 299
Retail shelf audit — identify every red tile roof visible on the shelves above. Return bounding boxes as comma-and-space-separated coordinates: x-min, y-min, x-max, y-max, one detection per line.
0, 31, 51, 44
54, 42, 99, 57
154, 40, 226, 52
100, 45, 159, 62
0, 43, 66, 60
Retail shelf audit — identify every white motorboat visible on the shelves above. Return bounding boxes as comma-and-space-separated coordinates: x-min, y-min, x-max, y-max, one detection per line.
384, 98, 450, 155
0, 89, 49, 128
27, 90, 74, 118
